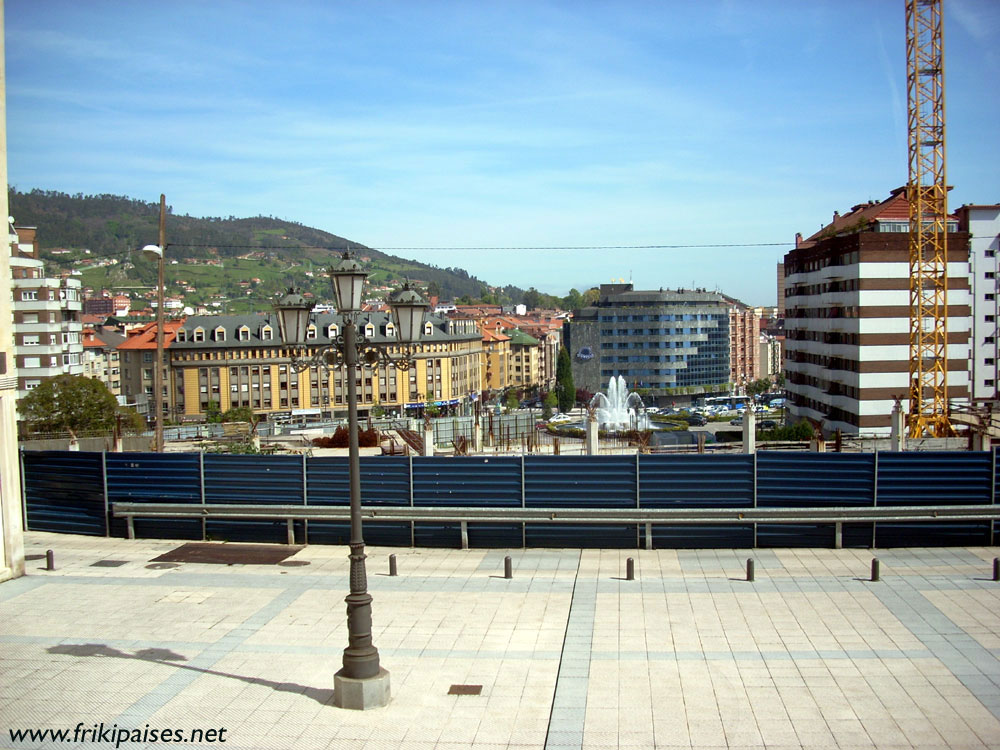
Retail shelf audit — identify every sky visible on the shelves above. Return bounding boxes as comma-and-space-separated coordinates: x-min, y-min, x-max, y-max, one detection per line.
5, 0, 999, 306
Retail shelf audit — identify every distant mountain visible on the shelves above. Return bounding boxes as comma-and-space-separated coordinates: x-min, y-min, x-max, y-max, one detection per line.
8, 188, 523, 307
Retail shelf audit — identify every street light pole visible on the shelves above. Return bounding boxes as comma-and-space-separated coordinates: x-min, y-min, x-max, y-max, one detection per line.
340, 316, 381, 680
273, 255, 426, 710
142, 195, 166, 452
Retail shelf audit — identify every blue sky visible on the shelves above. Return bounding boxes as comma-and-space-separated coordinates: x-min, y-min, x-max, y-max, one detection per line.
6, 0, 999, 306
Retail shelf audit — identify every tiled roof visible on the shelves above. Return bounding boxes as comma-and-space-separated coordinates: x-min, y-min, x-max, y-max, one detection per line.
504, 328, 540, 347
117, 320, 185, 350
801, 186, 960, 247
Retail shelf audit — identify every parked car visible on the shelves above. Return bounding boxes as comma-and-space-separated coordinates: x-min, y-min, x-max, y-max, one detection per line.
760, 420, 777, 430
686, 414, 708, 426
730, 416, 743, 426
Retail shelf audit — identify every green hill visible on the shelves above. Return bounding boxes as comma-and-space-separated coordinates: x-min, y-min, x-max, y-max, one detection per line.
8, 188, 523, 312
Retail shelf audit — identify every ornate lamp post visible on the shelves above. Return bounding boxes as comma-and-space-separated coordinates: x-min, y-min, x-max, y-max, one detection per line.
274, 252, 426, 710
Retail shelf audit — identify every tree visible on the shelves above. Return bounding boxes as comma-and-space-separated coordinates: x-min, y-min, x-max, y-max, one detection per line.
505, 391, 519, 410
18, 375, 120, 434
222, 406, 257, 424
745, 377, 772, 403
205, 400, 223, 423
562, 288, 584, 311
556, 346, 575, 412
542, 390, 558, 420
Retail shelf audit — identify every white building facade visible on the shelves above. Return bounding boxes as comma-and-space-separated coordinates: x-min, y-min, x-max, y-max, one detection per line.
956, 204, 1000, 401
10, 226, 84, 399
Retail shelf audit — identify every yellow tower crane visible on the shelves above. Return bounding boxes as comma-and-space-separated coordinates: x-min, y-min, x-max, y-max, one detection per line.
907, 0, 954, 437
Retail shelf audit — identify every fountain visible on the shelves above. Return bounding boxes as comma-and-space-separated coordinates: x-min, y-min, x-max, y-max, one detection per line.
589, 375, 649, 430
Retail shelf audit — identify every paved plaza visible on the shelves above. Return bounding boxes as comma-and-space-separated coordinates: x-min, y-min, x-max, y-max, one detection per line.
2, 532, 1000, 749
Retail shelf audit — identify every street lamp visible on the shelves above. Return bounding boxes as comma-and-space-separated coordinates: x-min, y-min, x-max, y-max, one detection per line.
142, 195, 167, 452
273, 253, 427, 710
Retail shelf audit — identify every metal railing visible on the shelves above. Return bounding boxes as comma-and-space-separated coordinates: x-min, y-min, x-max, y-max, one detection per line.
112, 501, 1000, 550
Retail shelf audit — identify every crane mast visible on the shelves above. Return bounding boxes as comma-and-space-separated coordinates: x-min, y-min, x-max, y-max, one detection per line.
907, 0, 953, 437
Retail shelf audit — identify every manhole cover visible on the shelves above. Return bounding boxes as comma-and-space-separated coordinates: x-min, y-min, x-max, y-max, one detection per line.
151, 543, 304, 565
146, 562, 180, 570
448, 684, 483, 696
91, 560, 128, 568
277, 560, 310, 567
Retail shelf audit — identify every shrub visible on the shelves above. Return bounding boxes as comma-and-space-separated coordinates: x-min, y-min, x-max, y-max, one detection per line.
312, 426, 380, 448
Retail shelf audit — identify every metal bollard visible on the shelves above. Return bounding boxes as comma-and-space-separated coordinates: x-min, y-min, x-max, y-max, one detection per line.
746, 558, 754, 582
504, 555, 512, 579
389, 554, 397, 577
46, 550, 55, 571
626, 557, 635, 581
993, 557, 999, 582
871, 558, 880, 582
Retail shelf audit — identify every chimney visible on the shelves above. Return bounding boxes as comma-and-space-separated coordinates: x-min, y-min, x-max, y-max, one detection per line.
833, 210, 840, 222
795, 232, 803, 247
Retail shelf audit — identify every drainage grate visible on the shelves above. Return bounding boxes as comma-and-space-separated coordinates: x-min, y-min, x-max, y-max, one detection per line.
151, 543, 303, 565
91, 560, 128, 568
448, 684, 483, 696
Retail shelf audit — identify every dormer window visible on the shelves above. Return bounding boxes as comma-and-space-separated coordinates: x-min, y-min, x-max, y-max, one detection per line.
385, 321, 396, 337
193, 327, 205, 343
364, 321, 376, 338
238, 325, 250, 341
306, 324, 317, 340
261, 325, 273, 341
424, 321, 434, 336
176, 329, 187, 342
214, 326, 226, 342
327, 323, 339, 338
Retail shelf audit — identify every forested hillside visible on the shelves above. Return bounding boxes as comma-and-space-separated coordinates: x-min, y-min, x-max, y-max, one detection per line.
8, 188, 519, 306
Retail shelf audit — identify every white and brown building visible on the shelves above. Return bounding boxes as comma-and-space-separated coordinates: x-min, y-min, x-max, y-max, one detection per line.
783, 187, 971, 434
955, 204, 1000, 401
9, 225, 84, 399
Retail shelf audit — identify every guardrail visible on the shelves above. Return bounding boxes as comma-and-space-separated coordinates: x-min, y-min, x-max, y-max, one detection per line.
112, 502, 1000, 550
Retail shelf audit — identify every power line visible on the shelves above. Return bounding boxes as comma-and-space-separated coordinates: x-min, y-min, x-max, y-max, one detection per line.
118, 241, 790, 252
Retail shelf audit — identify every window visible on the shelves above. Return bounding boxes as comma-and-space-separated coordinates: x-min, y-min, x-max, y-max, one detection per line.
22, 334, 39, 345
306, 324, 317, 340
424, 321, 434, 336
261, 325, 273, 341
987, 272, 996, 280
364, 322, 375, 338
239, 326, 250, 341
143, 352, 153, 363
327, 323, 339, 338
20, 290, 37, 300
987, 380, 995, 388
176, 329, 187, 342
193, 327, 205, 342
22, 356, 41, 368
21, 313, 38, 323
24, 379, 41, 390
214, 326, 226, 342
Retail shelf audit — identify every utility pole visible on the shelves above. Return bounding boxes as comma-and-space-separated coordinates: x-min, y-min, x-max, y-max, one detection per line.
154, 195, 165, 451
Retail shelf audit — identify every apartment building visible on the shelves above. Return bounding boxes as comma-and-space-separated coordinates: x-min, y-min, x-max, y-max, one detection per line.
783, 187, 971, 434
167, 312, 482, 419
480, 326, 511, 395
955, 204, 1000, 401
505, 328, 542, 388
9, 225, 83, 399
82, 327, 126, 400
566, 284, 730, 400
118, 321, 183, 420
726, 299, 761, 389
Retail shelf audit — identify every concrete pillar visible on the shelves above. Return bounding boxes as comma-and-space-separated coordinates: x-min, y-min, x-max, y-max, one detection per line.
810, 437, 826, 452
423, 425, 435, 457
68, 436, 80, 452
585, 415, 599, 455
972, 431, 991, 452
473, 416, 482, 453
889, 400, 906, 451
742, 409, 755, 454
112, 434, 123, 452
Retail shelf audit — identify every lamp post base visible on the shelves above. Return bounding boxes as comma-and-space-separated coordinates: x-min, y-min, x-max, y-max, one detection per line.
333, 667, 391, 710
